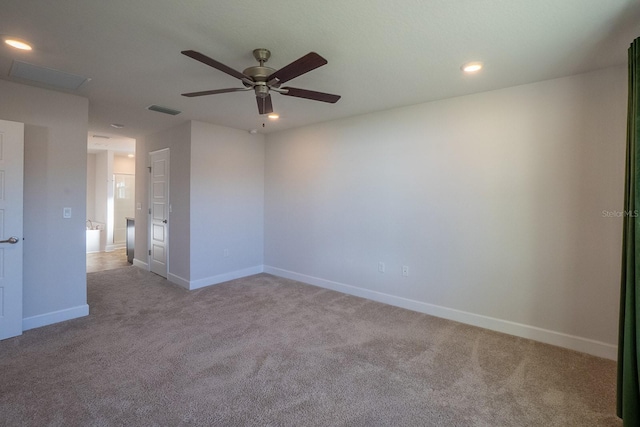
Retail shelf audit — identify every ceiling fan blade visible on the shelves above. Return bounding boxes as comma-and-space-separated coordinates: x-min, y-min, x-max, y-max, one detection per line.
267, 52, 327, 84
182, 87, 249, 97
181, 50, 247, 81
281, 87, 341, 103
257, 95, 273, 115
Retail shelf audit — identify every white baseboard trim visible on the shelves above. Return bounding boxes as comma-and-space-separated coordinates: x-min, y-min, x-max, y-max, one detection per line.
133, 258, 149, 270
167, 272, 190, 289
263, 266, 617, 361
167, 266, 264, 290
188, 265, 265, 290
105, 244, 125, 252
22, 304, 90, 331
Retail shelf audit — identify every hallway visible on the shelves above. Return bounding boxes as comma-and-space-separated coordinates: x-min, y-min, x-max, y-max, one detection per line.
86, 248, 130, 273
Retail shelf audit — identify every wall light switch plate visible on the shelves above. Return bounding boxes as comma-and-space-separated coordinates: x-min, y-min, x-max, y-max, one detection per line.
63, 207, 72, 218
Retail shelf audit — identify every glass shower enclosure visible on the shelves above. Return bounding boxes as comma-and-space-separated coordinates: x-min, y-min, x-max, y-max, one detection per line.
113, 173, 135, 244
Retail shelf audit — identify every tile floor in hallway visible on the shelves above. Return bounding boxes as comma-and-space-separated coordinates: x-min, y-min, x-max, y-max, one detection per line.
86, 248, 131, 273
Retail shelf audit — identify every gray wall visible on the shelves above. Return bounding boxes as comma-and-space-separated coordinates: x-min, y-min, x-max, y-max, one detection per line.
190, 121, 264, 286
137, 121, 191, 281
0, 80, 88, 326
134, 136, 148, 268
264, 66, 627, 359
94, 151, 109, 250
135, 121, 264, 289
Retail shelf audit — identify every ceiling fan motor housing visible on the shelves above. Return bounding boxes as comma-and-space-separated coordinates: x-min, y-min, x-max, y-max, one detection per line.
243, 49, 280, 89
254, 84, 269, 98
243, 66, 276, 82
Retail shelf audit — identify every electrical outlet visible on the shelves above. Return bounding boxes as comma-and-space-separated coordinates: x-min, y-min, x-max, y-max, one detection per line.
224, 249, 229, 257
378, 262, 385, 273
402, 266, 409, 277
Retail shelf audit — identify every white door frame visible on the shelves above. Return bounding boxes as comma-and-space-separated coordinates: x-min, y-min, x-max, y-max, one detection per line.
148, 148, 169, 277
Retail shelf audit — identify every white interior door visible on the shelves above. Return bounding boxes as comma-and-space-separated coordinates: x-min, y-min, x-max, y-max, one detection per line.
0, 119, 24, 340
149, 149, 169, 278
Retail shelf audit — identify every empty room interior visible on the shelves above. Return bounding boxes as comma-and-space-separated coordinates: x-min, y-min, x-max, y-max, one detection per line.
1, 1, 639, 425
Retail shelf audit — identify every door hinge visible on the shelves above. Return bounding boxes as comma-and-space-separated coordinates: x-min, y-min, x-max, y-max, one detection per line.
147, 166, 151, 173
149, 208, 151, 215
149, 250, 151, 256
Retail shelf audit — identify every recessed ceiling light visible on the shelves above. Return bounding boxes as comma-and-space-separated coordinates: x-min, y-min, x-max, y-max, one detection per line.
110, 123, 125, 129
4, 38, 32, 51
461, 62, 483, 73
127, 154, 135, 158
267, 114, 279, 119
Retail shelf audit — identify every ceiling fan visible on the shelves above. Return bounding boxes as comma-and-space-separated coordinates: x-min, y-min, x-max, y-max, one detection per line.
181, 48, 341, 115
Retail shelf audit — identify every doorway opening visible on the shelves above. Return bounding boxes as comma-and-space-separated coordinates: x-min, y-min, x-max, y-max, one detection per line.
86, 134, 136, 272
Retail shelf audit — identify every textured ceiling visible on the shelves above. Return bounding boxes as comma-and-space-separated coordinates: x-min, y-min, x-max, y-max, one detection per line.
1, 0, 639, 140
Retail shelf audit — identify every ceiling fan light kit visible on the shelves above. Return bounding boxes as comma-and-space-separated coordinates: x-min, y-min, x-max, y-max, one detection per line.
181, 48, 341, 115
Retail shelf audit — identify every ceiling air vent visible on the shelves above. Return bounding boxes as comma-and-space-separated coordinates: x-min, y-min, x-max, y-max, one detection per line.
147, 105, 181, 116
10, 60, 89, 90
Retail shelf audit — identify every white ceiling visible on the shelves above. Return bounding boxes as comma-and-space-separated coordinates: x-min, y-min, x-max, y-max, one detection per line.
1, 0, 639, 140
87, 133, 136, 155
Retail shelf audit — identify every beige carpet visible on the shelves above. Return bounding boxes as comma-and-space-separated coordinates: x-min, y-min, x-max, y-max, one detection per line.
0, 268, 620, 426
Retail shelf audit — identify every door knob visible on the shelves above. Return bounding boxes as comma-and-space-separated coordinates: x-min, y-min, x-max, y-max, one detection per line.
162, 219, 167, 224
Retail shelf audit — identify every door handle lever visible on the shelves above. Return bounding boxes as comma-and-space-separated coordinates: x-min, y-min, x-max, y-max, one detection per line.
162, 219, 167, 224
0, 237, 19, 244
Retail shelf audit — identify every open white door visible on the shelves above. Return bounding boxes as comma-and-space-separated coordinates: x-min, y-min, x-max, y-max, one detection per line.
0, 119, 24, 340
149, 148, 169, 278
